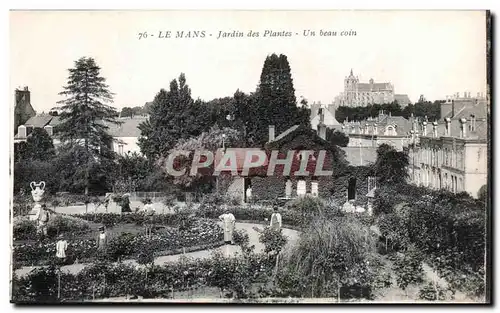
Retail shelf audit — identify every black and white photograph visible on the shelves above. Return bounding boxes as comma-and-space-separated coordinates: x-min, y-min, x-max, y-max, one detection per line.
8, 10, 491, 303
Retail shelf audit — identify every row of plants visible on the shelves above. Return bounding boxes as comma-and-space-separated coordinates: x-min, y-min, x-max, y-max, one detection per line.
13, 219, 223, 267
14, 215, 92, 241
12, 227, 287, 302
374, 184, 486, 298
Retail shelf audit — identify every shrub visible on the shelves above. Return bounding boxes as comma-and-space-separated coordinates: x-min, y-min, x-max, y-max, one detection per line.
106, 233, 136, 262
13, 216, 37, 240
46, 215, 91, 238
418, 282, 447, 301
393, 246, 424, 290
275, 215, 377, 298
259, 228, 287, 255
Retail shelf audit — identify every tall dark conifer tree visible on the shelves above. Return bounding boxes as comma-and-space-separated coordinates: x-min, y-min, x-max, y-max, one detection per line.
57, 57, 120, 195
254, 53, 310, 146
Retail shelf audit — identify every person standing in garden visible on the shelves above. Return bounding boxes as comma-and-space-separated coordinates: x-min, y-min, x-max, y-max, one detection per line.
35, 204, 50, 241
270, 206, 282, 231
143, 198, 155, 237
219, 206, 236, 244
56, 234, 68, 265
97, 226, 108, 253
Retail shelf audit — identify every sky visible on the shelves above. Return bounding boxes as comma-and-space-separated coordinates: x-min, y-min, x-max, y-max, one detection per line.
10, 10, 488, 113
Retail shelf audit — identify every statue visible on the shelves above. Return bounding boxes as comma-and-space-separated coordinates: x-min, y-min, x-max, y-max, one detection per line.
30, 182, 50, 240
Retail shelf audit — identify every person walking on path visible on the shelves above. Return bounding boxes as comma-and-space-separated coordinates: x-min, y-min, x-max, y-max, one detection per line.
219, 206, 236, 244
270, 206, 282, 232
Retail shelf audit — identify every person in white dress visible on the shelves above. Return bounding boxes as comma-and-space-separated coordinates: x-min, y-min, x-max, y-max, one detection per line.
219, 207, 236, 244
56, 234, 68, 263
270, 206, 282, 231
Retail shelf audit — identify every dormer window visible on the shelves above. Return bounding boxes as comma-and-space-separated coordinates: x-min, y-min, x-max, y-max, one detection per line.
44, 125, 53, 136
17, 125, 26, 138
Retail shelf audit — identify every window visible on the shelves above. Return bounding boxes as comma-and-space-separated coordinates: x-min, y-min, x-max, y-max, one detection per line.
118, 144, 124, 155
297, 180, 306, 196
311, 181, 319, 197
285, 179, 292, 198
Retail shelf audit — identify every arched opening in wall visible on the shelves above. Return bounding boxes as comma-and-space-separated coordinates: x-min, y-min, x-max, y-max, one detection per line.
297, 180, 306, 197
348, 177, 356, 200
244, 178, 252, 203
311, 176, 319, 197
285, 178, 292, 198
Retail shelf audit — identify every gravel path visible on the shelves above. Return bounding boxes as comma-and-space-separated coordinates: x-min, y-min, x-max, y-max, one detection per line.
14, 222, 300, 277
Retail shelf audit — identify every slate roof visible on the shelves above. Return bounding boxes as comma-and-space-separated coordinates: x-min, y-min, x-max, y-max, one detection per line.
357, 82, 392, 92
106, 117, 146, 137
24, 115, 53, 128
394, 94, 411, 105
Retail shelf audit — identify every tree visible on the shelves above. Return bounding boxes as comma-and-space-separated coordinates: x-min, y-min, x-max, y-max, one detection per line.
252, 54, 311, 146
14, 128, 55, 162
372, 144, 409, 185
120, 107, 134, 118
56, 57, 120, 195
161, 125, 241, 191
138, 73, 207, 160
326, 128, 349, 147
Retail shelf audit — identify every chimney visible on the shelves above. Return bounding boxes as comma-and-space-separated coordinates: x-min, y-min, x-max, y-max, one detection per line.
18, 125, 26, 138
319, 107, 325, 123
445, 118, 451, 136
468, 92, 471, 98
268, 125, 275, 142
460, 118, 467, 138
318, 124, 327, 140
433, 121, 438, 138
422, 121, 427, 136
374, 123, 378, 134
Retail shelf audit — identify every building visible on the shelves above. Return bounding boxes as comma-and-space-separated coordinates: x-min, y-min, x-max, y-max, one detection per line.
14, 114, 146, 156
407, 91, 488, 198
334, 69, 410, 107
13, 87, 36, 134
342, 111, 414, 152
309, 101, 342, 131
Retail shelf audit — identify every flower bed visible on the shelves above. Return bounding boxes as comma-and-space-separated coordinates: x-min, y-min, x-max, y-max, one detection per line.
13, 215, 92, 241
13, 219, 222, 267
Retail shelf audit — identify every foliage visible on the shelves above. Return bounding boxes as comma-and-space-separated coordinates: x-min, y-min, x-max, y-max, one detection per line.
393, 246, 424, 290
285, 196, 325, 224
138, 73, 209, 160
259, 228, 287, 255
13, 160, 59, 195
15, 128, 55, 162
56, 57, 120, 195
274, 215, 378, 298
162, 125, 241, 190
326, 128, 349, 147
418, 282, 448, 301
250, 53, 311, 146
372, 144, 409, 185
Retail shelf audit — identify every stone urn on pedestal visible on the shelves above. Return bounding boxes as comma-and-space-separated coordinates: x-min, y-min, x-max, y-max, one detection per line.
29, 181, 45, 221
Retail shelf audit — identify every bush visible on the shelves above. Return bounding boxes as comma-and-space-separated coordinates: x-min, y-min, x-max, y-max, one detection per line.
13, 217, 37, 240
46, 215, 91, 238
275, 215, 377, 298
259, 228, 287, 255
418, 282, 448, 301
393, 246, 424, 290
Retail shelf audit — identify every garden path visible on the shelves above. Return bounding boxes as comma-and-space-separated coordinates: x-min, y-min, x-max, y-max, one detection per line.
14, 222, 300, 278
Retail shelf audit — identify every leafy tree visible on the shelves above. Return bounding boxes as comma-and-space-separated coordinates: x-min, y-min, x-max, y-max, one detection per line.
56, 57, 120, 195
326, 128, 349, 147
120, 107, 134, 118
372, 144, 409, 185
252, 54, 311, 146
14, 128, 55, 162
138, 73, 207, 160
402, 99, 442, 121
161, 125, 241, 191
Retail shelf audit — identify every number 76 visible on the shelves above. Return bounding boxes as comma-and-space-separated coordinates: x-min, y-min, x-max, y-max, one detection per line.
138, 32, 148, 40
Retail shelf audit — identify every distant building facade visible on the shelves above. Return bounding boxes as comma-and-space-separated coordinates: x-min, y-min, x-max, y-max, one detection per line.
14, 114, 146, 156
309, 101, 342, 131
342, 111, 414, 152
334, 69, 410, 107
407, 91, 488, 198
